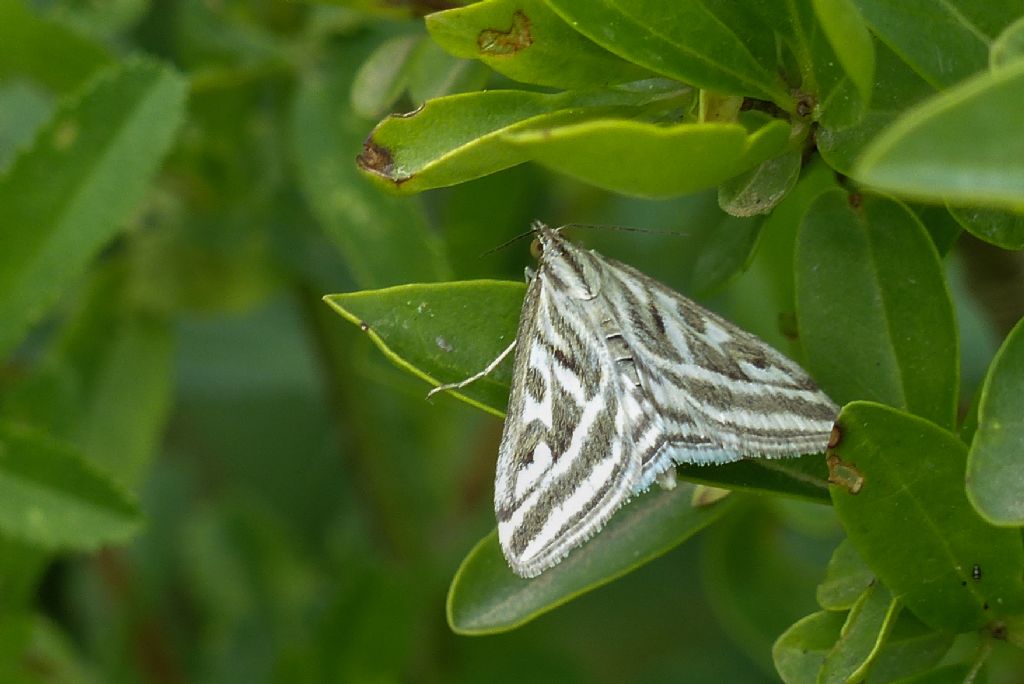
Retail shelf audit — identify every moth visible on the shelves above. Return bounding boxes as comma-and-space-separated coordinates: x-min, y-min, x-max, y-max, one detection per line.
432, 222, 838, 578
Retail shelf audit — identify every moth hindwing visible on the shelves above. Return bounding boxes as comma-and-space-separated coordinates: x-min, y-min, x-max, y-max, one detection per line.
448, 222, 839, 578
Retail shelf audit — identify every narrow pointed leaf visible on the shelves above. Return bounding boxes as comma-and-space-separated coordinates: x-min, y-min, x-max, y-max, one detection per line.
0, 59, 186, 356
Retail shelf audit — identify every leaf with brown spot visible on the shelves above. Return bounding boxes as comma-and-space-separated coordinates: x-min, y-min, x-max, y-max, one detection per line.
477, 10, 532, 55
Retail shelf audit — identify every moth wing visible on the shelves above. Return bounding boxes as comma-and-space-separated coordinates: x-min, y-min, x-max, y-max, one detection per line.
495, 276, 642, 578
599, 258, 838, 468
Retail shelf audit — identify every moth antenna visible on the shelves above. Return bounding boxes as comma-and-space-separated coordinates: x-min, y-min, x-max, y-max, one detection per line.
556, 222, 688, 238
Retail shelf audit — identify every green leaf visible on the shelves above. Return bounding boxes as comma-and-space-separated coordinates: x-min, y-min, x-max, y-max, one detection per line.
892, 664, 973, 684
350, 33, 420, 119
324, 281, 524, 416
0, 80, 53, 171
0, 0, 112, 94
0, 614, 92, 684
816, 38, 936, 175
690, 215, 764, 295
55, 265, 174, 490
507, 117, 790, 198
447, 482, 737, 634
291, 39, 448, 287
701, 502, 825, 671
817, 538, 874, 611
991, 15, 1024, 68
0, 422, 142, 550
829, 401, 1024, 632
542, 0, 791, 104
854, 61, 1024, 212
729, 158, 840, 360
812, 0, 875, 103
774, 607, 954, 684
912, 205, 963, 255
947, 205, 1024, 251
0, 534, 47, 610
0, 59, 186, 357
796, 192, 958, 429
851, 0, 1013, 88
356, 87, 675, 193
819, 582, 900, 684
718, 148, 802, 218
676, 454, 831, 504
868, 615, 955, 683
405, 38, 490, 105
967, 316, 1024, 525
773, 610, 847, 684
738, 0, 858, 125
426, 0, 652, 89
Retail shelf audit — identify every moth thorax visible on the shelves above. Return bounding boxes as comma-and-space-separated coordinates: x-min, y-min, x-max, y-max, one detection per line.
542, 246, 603, 300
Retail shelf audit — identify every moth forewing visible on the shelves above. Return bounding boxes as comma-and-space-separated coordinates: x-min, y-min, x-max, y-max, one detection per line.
494, 246, 642, 577
464, 223, 837, 578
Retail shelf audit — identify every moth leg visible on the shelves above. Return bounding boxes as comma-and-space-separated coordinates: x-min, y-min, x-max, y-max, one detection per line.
656, 468, 677, 490
426, 340, 517, 399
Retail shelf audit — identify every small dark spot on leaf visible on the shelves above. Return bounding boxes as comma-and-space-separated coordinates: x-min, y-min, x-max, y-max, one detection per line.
359, 321, 370, 332
828, 424, 842, 449
827, 453, 863, 494
478, 10, 533, 55
848, 192, 863, 209
357, 137, 413, 185
961, 580, 967, 586
991, 622, 1007, 640
357, 139, 394, 175
983, 602, 990, 610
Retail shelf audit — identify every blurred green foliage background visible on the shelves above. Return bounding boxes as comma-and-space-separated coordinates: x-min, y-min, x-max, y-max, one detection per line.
2, 0, 1024, 682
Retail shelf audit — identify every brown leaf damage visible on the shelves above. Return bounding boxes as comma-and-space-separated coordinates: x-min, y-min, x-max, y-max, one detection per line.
356, 138, 412, 185
478, 10, 533, 55
827, 452, 864, 494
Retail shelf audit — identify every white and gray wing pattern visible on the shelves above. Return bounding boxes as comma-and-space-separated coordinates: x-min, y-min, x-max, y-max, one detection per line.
494, 224, 838, 578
